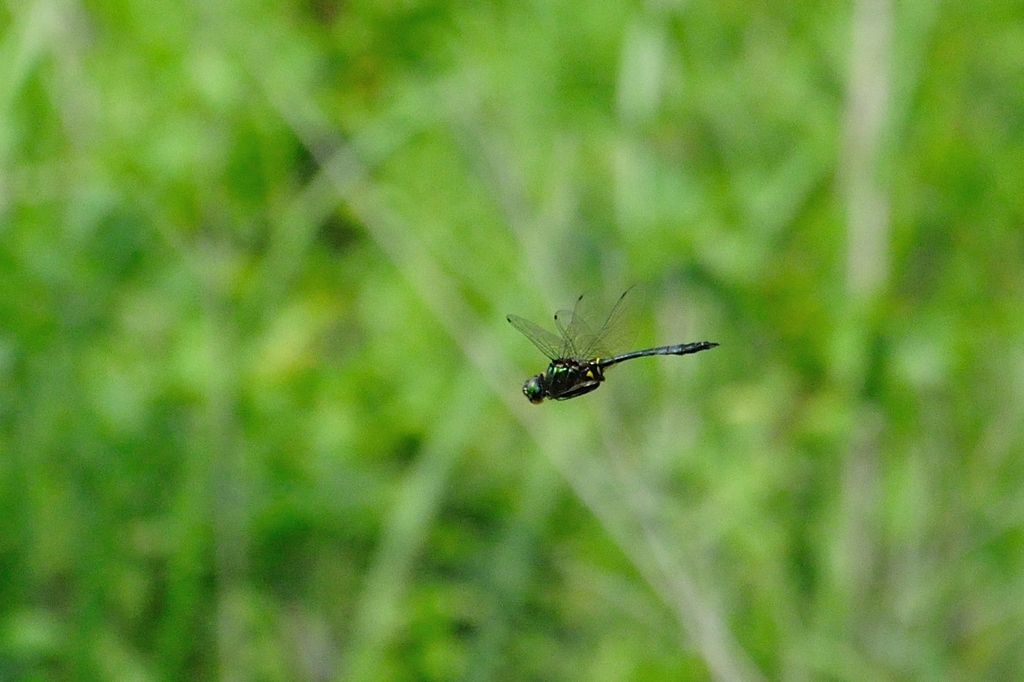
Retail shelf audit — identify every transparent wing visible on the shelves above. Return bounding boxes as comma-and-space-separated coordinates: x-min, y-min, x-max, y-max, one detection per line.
579, 288, 640, 359
554, 289, 639, 360
557, 292, 589, 358
506, 314, 567, 360
553, 295, 596, 360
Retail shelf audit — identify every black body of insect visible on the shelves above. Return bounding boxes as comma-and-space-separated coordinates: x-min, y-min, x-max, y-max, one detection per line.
507, 290, 718, 403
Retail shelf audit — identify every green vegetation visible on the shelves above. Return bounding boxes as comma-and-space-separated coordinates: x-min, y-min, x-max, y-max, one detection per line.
2, 0, 1023, 680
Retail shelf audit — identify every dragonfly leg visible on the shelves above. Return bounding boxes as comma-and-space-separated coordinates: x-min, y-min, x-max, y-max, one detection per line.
552, 379, 604, 400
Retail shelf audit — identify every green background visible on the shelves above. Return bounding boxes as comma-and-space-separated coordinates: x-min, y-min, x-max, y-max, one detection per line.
2, 0, 1023, 680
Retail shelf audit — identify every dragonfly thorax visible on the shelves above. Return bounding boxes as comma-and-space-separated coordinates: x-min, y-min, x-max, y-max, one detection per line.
522, 359, 606, 403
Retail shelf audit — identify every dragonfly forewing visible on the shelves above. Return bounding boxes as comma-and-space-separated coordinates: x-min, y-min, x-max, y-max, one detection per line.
554, 298, 600, 360
506, 314, 567, 360
580, 288, 638, 359
555, 288, 639, 360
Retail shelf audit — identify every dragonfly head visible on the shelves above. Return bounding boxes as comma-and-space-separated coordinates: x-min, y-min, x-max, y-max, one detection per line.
522, 374, 547, 404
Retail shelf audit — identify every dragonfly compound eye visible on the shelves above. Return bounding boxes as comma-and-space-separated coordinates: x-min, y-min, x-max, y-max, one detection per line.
523, 375, 546, 404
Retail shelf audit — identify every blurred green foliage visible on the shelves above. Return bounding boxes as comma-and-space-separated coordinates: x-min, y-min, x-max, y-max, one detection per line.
2, 0, 1023, 680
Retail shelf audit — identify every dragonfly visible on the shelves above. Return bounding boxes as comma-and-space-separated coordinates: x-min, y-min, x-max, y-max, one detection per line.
507, 289, 718, 403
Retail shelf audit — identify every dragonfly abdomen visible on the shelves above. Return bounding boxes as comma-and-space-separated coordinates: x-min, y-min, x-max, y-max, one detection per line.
596, 341, 719, 369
